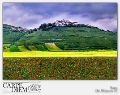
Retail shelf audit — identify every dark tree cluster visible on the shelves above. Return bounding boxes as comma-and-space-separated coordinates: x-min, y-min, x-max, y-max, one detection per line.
27, 29, 33, 34
39, 23, 56, 31
37, 22, 102, 31
33, 28, 37, 31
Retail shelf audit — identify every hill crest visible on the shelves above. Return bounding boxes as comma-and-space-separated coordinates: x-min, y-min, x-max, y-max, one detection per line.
3, 19, 114, 33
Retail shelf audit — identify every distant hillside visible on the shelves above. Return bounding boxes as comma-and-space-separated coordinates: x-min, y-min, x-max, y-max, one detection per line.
3, 20, 117, 51
3, 24, 34, 32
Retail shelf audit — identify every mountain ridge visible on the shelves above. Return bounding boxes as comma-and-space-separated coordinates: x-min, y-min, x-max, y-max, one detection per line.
3, 19, 115, 33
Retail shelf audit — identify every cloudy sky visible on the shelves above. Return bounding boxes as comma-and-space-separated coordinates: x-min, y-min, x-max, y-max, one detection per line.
3, 3, 117, 31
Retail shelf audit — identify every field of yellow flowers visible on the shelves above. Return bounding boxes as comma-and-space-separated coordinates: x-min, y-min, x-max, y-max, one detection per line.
3, 50, 117, 57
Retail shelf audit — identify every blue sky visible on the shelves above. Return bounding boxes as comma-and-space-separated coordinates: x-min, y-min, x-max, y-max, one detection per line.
3, 3, 117, 31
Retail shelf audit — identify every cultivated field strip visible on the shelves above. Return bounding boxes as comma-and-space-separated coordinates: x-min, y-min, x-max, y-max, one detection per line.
45, 43, 62, 51
3, 51, 117, 57
18, 45, 30, 52
3, 44, 11, 52
3, 48, 10, 52
28, 45, 38, 51
3, 43, 62, 52
35, 45, 48, 51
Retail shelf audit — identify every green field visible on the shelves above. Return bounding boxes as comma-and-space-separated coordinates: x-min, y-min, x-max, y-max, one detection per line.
3, 43, 63, 52
3, 44, 11, 47
18, 45, 30, 52
45, 43, 63, 51
3, 48, 10, 52
35, 44, 48, 51
28, 45, 38, 51
3, 44, 11, 52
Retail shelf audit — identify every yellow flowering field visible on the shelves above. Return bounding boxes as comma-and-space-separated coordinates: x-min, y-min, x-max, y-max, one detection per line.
3, 50, 117, 57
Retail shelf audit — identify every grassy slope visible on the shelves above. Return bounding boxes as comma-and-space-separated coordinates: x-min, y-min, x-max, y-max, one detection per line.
3, 31, 26, 44
3, 26, 117, 51
10, 45, 21, 52
14, 27, 117, 50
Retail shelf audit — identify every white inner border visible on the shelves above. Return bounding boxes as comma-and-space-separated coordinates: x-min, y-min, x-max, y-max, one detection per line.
0, 0, 119, 95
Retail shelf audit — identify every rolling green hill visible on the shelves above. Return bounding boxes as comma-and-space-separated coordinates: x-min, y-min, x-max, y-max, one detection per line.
3, 24, 117, 51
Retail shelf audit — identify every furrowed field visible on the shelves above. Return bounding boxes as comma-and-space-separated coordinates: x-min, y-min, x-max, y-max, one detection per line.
3, 57, 117, 80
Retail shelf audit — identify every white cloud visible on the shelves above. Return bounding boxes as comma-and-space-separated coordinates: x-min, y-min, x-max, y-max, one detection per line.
3, 3, 14, 7
32, 13, 92, 28
90, 15, 117, 31
3, 3, 43, 29
35, 13, 117, 31
3, 3, 117, 31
